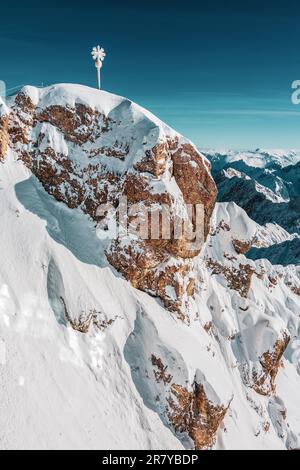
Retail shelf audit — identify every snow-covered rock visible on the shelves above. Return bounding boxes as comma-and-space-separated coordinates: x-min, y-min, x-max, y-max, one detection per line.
4, 84, 217, 315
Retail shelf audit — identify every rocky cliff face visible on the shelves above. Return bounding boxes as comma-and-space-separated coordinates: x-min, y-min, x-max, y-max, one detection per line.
1, 85, 300, 450
1, 84, 216, 316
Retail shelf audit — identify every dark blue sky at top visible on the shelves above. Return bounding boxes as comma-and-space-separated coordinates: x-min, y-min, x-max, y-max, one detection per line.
1, 0, 300, 148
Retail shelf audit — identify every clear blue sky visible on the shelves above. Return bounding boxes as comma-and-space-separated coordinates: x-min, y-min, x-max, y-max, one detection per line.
1, 0, 300, 149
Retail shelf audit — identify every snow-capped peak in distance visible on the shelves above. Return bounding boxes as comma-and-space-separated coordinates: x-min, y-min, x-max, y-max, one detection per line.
202, 148, 300, 169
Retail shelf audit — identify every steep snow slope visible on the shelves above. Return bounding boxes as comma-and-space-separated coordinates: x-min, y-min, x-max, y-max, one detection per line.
0, 156, 185, 450
0, 86, 300, 450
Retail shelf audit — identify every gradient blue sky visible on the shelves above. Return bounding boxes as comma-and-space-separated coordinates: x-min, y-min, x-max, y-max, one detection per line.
1, 0, 300, 148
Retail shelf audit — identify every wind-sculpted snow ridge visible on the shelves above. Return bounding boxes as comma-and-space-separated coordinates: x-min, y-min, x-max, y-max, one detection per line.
0, 85, 300, 450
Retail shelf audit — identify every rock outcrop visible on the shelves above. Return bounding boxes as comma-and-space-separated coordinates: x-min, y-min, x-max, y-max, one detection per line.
232, 238, 252, 255
0, 98, 9, 160
167, 382, 229, 450
149, 353, 230, 450
4, 85, 217, 317
250, 333, 290, 396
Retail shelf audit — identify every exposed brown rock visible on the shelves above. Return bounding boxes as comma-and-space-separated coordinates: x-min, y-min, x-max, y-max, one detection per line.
123, 173, 171, 205
232, 239, 252, 255
167, 382, 228, 450
210, 219, 230, 236
291, 286, 300, 296
172, 143, 217, 239
285, 280, 300, 296
204, 322, 213, 333
7, 93, 36, 147
251, 333, 290, 396
263, 422, 270, 433
38, 104, 110, 144
90, 141, 130, 160
15, 92, 36, 114
148, 353, 229, 449
151, 354, 230, 450
136, 263, 193, 318
107, 240, 193, 319
268, 275, 278, 286
224, 252, 237, 261
0, 115, 9, 160
186, 277, 196, 296
60, 297, 115, 333
206, 258, 255, 298
151, 355, 173, 385
107, 239, 168, 283
134, 142, 169, 177
255, 269, 265, 280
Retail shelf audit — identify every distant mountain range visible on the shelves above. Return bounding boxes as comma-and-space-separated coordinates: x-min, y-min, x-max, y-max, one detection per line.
204, 149, 300, 266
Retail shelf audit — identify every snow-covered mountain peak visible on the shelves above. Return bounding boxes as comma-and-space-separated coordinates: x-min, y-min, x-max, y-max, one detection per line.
6, 83, 195, 174
19, 83, 170, 129
2, 83, 217, 315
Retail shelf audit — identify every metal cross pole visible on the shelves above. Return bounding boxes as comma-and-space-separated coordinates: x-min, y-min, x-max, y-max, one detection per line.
91, 46, 106, 90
